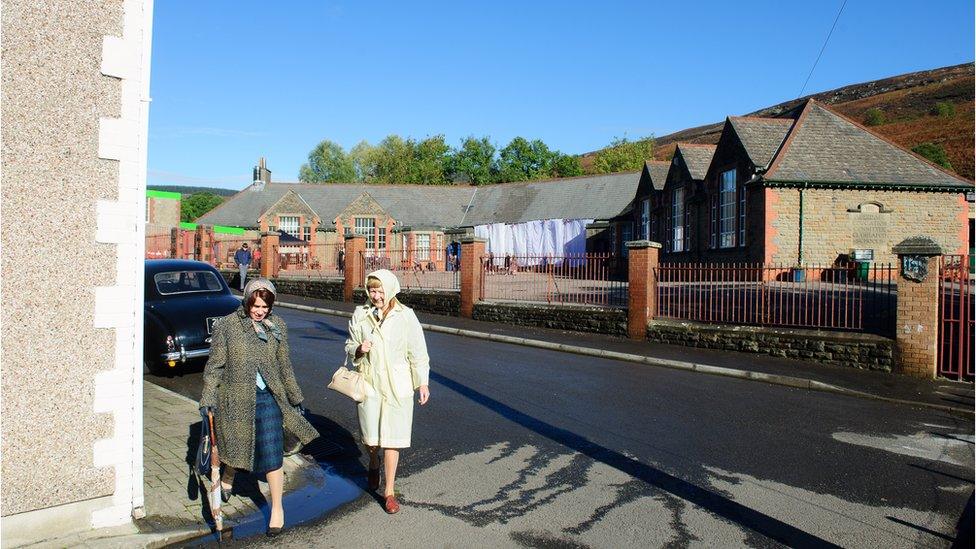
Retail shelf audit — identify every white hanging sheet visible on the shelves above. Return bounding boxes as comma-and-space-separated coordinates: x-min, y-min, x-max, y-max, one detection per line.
474, 219, 593, 267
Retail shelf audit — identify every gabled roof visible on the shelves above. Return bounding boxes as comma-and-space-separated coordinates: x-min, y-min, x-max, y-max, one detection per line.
674, 143, 717, 180
197, 171, 642, 229
640, 160, 671, 191
197, 183, 476, 228
764, 100, 971, 189
727, 116, 793, 169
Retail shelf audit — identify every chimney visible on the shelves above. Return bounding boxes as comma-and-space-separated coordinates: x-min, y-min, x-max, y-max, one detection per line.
252, 157, 272, 188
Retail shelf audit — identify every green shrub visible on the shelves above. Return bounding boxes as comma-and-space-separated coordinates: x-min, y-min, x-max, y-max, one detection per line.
932, 101, 955, 118
863, 108, 886, 126
911, 142, 953, 170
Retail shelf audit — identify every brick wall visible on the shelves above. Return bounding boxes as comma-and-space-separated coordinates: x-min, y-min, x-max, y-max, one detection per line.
894, 260, 940, 377
769, 188, 968, 265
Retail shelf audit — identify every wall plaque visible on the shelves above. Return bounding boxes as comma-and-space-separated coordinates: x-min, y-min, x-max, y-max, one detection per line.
901, 255, 929, 282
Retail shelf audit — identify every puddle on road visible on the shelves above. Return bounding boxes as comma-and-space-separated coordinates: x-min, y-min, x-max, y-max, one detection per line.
186, 464, 361, 546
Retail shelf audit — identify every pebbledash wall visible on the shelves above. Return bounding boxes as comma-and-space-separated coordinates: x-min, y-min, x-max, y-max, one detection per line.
1, 0, 153, 545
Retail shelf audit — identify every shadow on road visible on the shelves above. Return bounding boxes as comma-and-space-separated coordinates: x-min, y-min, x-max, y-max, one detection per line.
431, 370, 843, 548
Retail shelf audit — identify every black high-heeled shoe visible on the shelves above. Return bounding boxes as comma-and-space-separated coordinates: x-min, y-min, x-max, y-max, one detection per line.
220, 484, 232, 503
266, 526, 283, 537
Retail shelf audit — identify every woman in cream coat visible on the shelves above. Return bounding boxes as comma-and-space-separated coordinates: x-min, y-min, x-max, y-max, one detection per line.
345, 269, 430, 514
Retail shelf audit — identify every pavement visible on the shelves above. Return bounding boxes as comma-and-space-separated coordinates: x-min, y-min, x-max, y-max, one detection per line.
20, 383, 322, 549
270, 291, 974, 417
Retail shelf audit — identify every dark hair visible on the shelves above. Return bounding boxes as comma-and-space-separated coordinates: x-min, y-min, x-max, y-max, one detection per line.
245, 288, 275, 312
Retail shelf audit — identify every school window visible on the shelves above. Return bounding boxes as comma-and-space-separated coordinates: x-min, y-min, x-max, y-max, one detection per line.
378, 227, 386, 250
671, 187, 685, 252
279, 216, 300, 238
640, 198, 650, 240
719, 169, 736, 248
417, 234, 431, 260
738, 183, 746, 247
355, 217, 375, 249
303, 226, 311, 241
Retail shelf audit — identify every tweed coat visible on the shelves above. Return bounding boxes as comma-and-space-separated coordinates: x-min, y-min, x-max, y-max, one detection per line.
200, 307, 318, 471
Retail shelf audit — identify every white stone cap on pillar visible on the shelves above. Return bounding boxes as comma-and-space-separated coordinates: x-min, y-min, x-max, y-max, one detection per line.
625, 240, 662, 249
460, 236, 487, 244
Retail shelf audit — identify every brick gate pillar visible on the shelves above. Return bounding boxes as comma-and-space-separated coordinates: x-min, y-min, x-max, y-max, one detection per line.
460, 236, 486, 318
196, 225, 214, 265
343, 234, 366, 302
892, 236, 943, 379
626, 240, 661, 340
170, 227, 181, 259
260, 231, 280, 279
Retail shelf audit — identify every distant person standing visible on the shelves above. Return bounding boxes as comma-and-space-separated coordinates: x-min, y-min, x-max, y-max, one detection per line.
235, 243, 252, 291
337, 248, 345, 274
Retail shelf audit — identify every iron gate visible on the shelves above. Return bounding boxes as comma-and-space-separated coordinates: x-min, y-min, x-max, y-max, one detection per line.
938, 255, 974, 380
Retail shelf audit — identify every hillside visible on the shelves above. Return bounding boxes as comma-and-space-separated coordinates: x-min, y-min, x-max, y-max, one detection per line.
582, 63, 974, 180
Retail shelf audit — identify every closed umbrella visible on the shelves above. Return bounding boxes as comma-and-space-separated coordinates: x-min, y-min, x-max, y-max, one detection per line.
208, 411, 223, 538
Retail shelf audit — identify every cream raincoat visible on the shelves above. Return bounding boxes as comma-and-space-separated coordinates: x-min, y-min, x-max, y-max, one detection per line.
344, 269, 430, 448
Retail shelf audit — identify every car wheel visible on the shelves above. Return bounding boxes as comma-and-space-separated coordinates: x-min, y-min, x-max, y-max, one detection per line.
144, 358, 164, 376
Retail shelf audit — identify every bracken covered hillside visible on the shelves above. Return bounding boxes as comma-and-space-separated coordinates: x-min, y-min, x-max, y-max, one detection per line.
583, 63, 974, 180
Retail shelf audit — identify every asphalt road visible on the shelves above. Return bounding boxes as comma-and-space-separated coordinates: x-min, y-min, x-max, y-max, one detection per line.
149, 307, 974, 548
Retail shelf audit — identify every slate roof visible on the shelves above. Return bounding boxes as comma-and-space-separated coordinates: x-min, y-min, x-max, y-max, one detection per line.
197, 171, 641, 229
674, 144, 716, 180
462, 171, 640, 225
765, 100, 971, 189
198, 183, 476, 228
642, 161, 671, 190
727, 116, 793, 169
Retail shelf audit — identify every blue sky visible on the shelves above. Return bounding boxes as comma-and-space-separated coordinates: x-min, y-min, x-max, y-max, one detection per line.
148, 0, 974, 190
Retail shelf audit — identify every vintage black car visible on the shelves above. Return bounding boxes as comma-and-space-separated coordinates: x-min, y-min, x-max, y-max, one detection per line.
144, 259, 240, 374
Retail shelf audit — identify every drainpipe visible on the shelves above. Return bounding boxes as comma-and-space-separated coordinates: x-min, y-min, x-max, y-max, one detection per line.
797, 182, 806, 266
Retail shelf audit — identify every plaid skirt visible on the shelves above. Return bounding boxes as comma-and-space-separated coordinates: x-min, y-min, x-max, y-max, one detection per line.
252, 387, 284, 474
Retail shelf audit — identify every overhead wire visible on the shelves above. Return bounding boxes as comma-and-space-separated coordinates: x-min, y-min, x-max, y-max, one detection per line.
797, 0, 848, 99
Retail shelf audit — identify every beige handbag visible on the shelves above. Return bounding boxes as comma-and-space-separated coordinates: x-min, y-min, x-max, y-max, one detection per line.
328, 356, 371, 403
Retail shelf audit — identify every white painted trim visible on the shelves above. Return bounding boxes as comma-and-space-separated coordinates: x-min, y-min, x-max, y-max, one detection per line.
91, 0, 153, 529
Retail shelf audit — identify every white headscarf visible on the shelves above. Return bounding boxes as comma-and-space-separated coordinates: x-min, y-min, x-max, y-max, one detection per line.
366, 269, 400, 299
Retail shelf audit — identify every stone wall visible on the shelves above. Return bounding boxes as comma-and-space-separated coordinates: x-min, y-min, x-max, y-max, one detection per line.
647, 320, 894, 371
768, 188, 968, 265
274, 278, 346, 302
352, 288, 460, 317
474, 302, 628, 336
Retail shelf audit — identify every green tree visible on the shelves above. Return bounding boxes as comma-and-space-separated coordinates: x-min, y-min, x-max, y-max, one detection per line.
863, 108, 885, 126
552, 153, 583, 177
592, 136, 654, 174
298, 140, 356, 183
372, 135, 414, 183
912, 142, 953, 170
410, 135, 451, 184
181, 192, 223, 222
349, 140, 378, 182
497, 137, 558, 182
450, 136, 497, 185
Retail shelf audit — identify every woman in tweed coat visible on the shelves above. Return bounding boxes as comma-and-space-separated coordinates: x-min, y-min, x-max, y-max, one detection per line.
200, 278, 318, 535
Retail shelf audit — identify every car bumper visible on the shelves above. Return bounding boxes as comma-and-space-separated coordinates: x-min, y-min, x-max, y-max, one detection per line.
161, 347, 210, 364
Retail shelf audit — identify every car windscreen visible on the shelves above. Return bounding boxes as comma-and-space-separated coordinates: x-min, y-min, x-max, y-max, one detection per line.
153, 270, 224, 295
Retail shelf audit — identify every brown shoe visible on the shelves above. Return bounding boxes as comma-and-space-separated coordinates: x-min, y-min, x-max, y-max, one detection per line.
368, 468, 380, 491
383, 495, 400, 514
